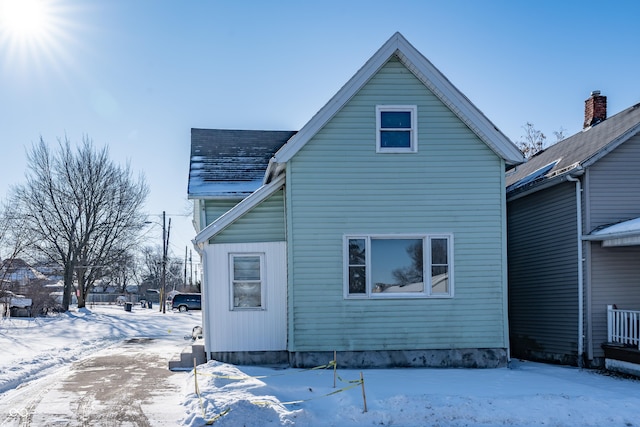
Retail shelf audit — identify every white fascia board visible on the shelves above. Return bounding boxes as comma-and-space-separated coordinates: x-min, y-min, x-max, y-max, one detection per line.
192, 174, 285, 245
601, 236, 640, 247
393, 38, 523, 165
273, 35, 396, 164
272, 32, 524, 167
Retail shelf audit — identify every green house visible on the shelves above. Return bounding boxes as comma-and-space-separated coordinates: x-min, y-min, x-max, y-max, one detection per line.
189, 32, 524, 368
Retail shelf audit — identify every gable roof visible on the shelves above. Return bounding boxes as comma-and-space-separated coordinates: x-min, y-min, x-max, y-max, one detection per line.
506, 102, 640, 197
188, 128, 296, 198
265, 32, 523, 181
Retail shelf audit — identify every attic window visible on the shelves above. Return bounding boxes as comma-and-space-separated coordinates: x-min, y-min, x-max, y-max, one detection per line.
376, 105, 417, 153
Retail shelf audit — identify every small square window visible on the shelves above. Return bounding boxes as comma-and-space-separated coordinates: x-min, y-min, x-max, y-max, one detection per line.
230, 254, 264, 310
376, 105, 417, 153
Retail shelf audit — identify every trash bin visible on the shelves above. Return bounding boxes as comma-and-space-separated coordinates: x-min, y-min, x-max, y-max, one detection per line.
147, 301, 152, 309
124, 302, 132, 312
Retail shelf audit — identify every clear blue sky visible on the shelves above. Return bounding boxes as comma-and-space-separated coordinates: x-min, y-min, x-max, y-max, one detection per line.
1, 0, 639, 258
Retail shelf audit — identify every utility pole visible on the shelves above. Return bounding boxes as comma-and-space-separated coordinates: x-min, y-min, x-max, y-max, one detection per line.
184, 246, 187, 290
160, 211, 171, 314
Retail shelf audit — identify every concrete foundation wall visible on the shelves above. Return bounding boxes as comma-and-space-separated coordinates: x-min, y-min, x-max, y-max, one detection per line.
209, 348, 508, 369
209, 351, 290, 366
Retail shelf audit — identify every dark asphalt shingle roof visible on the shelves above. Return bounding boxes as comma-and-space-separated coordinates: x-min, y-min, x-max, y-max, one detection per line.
506, 102, 640, 194
188, 129, 297, 198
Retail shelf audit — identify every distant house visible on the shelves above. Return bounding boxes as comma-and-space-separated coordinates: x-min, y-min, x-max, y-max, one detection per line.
507, 92, 640, 373
189, 32, 524, 368
0, 258, 46, 289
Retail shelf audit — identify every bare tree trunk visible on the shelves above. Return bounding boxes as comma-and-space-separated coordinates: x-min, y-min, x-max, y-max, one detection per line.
62, 264, 75, 311
9, 137, 149, 313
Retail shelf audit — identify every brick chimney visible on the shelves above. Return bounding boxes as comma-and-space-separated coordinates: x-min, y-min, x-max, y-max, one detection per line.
584, 90, 607, 128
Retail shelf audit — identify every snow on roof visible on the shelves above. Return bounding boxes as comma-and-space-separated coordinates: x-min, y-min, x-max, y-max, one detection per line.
590, 217, 640, 237
586, 217, 640, 247
10, 297, 32, 308
188, 129, 296, 198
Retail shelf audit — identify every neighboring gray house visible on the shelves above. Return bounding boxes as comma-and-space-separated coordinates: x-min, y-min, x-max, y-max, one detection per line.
190, 32, 524, 368
507, 91, 640, 372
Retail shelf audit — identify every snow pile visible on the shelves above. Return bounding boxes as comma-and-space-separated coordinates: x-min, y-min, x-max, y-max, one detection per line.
181, 359, 640, 427
181, 361, 303, 426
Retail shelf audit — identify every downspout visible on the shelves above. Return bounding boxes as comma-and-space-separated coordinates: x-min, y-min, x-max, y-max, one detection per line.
193, 241, 210, 360
566, 174, 584, 368
500, 159, 511, 365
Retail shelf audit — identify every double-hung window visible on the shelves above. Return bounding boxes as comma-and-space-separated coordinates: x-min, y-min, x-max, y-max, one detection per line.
345, 234, 452, 298
230, 253, 264, 310
376, 105, 417, 153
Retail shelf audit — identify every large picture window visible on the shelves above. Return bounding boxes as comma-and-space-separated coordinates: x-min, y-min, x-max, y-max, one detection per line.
376, 105, 417, 153
230, 253, 264, 310
345, 234, 452, 298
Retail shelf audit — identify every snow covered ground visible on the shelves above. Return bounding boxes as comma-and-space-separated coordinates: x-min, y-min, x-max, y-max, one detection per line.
0, 303, 199, 395
2, 305, 640, 427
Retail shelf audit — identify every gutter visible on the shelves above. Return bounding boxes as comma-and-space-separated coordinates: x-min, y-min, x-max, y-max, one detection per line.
506, 174, 568, 202
582, 229, 640, 241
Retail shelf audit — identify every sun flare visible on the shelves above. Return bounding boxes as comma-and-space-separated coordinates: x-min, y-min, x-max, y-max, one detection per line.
0, 0, 77, 79
0, 0, 52, 41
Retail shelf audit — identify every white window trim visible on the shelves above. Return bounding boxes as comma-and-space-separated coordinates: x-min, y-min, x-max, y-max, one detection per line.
343, 233, 454, 299
376, 105, 418, 153
229, 252, 266, 311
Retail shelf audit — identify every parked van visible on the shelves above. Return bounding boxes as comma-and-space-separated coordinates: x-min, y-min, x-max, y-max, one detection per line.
171, 293, 201, 312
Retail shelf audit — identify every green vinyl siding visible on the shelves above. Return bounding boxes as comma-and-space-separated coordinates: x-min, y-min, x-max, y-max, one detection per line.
209, 189, 286, 244
204, 199, 243, 226
286, 57, 507, 352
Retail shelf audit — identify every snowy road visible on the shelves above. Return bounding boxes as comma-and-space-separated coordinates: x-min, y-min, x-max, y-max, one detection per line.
0, 335, 189, 426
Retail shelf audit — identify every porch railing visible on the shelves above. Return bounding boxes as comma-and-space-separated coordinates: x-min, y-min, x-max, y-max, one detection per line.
607, 305, 640, 349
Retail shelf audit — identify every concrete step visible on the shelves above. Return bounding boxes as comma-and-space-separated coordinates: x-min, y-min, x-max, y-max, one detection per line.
169, 343, 206, 371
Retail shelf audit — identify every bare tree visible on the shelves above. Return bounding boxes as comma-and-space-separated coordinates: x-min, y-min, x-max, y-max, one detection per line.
0, 198, 32, 316
139, 245, 184, 294
517, 123, 567, 159
553, 127, 567, 143
11, 137, 148, 310
140, 245, 163, 291
392, 241, 423, 286
99, 248, 140, 294
517, 122, 546, 159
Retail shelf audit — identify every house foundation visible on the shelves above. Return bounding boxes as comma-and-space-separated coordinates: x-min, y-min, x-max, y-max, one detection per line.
206, 348, 508, 369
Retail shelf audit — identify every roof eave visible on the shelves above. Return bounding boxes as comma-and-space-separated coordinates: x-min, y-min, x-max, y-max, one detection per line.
273, 32, 524, 166
392, 39, 524, 166
583, 231, 640, 241
187, 193, 251, 201
506, 167, 584, 202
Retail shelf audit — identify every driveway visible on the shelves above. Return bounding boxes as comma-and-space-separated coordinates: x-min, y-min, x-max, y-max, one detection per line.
0, 336, 190, 426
